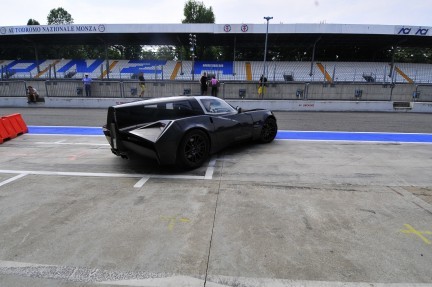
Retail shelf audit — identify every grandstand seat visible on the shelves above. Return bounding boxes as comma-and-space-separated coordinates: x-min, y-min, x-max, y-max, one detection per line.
1, 59, 432, 83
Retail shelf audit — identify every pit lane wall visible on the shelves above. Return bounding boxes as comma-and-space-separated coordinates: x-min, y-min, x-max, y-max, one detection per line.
1, 80, 431, 112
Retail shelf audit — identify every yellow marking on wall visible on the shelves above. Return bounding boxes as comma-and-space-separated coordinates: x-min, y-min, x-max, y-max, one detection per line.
245, 62, 252, 81
100, 60, 119, 79
35, 59, 61, 78
316, 63, 333, 83
161, 216, 190, 231
170, 62, 182, 80
400, 224, 431, 244
394, 66, 414, 84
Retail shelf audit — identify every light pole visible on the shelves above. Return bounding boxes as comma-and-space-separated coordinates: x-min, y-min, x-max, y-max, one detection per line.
189, 34, 196, 80
262, 16, 273, 97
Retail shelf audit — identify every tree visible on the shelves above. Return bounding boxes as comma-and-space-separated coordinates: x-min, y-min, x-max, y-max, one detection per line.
182, 0, 217, 60
182, 0, 215, 23
44, 8, 76, 58
395, 47, 432, 63
112, 45, 143, 59
124, 45, 143, 59
27, 19, 40, 25
156, 46, 177, 60
47, 7, 74, 25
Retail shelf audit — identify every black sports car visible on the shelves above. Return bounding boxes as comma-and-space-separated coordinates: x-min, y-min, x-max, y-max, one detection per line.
103, 96, 277, 168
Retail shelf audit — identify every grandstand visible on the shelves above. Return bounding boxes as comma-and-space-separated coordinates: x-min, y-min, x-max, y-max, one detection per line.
2, 59, 432, 84
1, 23, 432, 109
1, 58, 431, 105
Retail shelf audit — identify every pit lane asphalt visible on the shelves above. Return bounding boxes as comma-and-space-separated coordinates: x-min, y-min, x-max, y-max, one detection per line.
0, 108, 432, 287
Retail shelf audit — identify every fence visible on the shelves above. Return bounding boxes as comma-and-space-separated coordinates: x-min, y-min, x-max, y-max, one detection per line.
1, 79, 431, 102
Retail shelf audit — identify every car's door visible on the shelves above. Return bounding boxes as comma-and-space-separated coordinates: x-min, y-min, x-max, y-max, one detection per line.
197, 97, 254, 150
210, 112, 254, 146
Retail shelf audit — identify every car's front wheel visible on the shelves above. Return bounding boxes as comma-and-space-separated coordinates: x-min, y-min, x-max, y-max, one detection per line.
260, 117, 278, 143
177, 129, 210, 169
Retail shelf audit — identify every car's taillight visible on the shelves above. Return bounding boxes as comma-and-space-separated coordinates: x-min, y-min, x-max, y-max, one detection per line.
110, 123, 117, 149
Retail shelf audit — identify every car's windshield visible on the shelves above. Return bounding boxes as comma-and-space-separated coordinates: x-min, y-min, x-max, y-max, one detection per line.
199, 97, 236, 114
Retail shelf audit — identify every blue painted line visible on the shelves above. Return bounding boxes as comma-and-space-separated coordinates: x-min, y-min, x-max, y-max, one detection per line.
276, 131, 432, 143
28, 126, 103, 136
27, 126, 432, 143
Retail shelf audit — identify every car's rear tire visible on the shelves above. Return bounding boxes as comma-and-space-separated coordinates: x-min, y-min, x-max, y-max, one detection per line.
260, 117, 277, 143
177, 129, 210, 169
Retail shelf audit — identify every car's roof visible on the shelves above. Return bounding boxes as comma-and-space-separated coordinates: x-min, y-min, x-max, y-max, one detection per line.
113, 95, 225, 108
193, 96, 226, 101
113, 96, 191, 108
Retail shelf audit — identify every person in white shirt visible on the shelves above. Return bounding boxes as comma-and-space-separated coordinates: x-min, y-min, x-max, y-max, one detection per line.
27, 85, 39, 103
82, 74, 92, 97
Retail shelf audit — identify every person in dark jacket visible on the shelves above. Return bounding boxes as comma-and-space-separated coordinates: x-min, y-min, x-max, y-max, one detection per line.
138, 72, 146, 97
200, 72, 208, 95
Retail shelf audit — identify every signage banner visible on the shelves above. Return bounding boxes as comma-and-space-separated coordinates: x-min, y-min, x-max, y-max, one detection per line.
0, 24, 106, 35
395, 26, 430, 36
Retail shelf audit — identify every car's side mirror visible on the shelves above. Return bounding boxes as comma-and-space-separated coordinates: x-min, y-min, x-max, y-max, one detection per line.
236, 106, 242, 113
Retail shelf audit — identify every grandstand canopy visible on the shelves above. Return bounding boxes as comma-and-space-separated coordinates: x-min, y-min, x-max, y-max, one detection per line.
1, 23, 431, 51
0, 24, 432, 61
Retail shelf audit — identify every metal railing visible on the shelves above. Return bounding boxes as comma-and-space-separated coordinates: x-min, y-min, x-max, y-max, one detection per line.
1, 79, 431, 102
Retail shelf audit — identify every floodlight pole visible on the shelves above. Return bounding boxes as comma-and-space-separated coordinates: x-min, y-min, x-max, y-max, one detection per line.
189, 34, 197, 80
262, 16, 273, 98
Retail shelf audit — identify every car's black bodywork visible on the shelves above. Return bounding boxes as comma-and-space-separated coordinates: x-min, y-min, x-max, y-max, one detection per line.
103, 96, 277, 168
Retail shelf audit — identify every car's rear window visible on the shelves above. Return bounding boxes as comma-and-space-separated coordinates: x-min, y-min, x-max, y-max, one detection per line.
115, 100, 199, 129
145, 100, 196, 117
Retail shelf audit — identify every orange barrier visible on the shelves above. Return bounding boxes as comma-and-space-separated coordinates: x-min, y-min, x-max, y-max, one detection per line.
6, 117, 23, 136
5, 113, 28, 134
0, 113, 28, 144
0, 117, 17, 139
0, 121, 8, 143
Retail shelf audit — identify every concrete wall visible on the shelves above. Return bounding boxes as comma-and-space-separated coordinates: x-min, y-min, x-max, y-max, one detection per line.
2, 96, 432, 113
415, 85, 432, 101
1, 79, 429, 102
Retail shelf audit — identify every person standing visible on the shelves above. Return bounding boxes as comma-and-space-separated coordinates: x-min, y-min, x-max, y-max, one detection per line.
138, 72, 146, 97
258, 74, 267, 98
210, 76, 219, 97
200, 72, 208, 95
82, 74, 92, 97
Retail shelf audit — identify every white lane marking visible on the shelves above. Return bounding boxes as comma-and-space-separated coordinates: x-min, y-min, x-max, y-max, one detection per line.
0, 156, 216, 189
1, 260, 429, 287
0, 170, 148, 178
0, 170, 214, 188
0, 260, 52, 268
134, 177, 150, 188
205, 156, 217, 180
99, 276, 213, 286
0, 173, 28, 187
0, 169, 205, 180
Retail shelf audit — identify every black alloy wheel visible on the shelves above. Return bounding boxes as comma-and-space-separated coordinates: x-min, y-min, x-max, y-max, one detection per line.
260, 117, 278, 143
178, 129, 210, 169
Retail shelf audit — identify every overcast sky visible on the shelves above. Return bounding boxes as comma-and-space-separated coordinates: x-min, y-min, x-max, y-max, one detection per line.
0, 0, 430, 27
